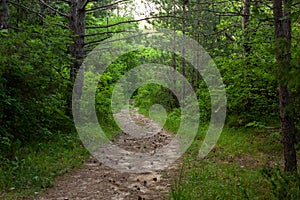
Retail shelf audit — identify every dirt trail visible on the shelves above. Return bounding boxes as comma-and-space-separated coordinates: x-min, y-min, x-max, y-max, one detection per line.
36, 109, 180, 200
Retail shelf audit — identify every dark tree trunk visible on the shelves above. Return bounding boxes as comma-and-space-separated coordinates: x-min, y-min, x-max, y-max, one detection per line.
0, 0, 9, 30
242, 0, 251, 57
69, 0, 86, 82
273, 0, 297, 172
68, 0, 86, 116
0, 0, 8, 126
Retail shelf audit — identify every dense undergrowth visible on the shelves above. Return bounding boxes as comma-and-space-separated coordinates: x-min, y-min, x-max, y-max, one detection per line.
138, 107, 300, 199
0, 132, 89, 199
142, 109, 300, 199
169, 127, 300, 199
1, 1, 300, 199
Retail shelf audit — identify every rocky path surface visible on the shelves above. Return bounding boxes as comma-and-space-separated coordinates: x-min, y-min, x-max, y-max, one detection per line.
36, 109, 180, 200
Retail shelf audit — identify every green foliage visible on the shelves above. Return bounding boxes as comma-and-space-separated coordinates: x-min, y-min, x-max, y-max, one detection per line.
262, 167, 300, 200
0, 133, 88, 198
0, 20, 72, 158
95, 74, 121, 136
169, 126, 287, 200
216, 56, 278, 126
170, 161, 269, 200
135, 84, 179, 113
85, 10, 138, 52
245, 121, 266, 128
1, 0, 299, 198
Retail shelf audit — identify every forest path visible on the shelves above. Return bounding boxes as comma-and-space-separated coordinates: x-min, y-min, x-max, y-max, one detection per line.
36, 109, 181, 200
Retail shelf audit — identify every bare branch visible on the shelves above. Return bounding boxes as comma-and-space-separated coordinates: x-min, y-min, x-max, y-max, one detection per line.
8, 0, 69, 29
84, 37, 109, 46
84, 31, 154, 47
185, 0, 232, 7
86, 15, 205, 29
9, 0, 44, 17
83, 30, 135, 37
38, 0, 69, 18
86, 0, 127, 13
57, 0, 70, 4
80, 0, 89, 11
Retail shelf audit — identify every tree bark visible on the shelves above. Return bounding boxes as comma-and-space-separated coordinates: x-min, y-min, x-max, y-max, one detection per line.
181, 3, 186, 102
242, 0, 251, 57
69, 0, 86, 81
273, 0, 297, 172
0, 0, 9, 30
68, 0, 86, 116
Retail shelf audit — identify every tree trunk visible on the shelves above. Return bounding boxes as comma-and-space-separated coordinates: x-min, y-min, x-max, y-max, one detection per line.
181, 3, 186, 102
0, 0, 8, 126
0, 0, 9, 30
273, 0, 297, 172
69, 0, 86, 81
68, 0, 86, 116
242, 0, 251, 57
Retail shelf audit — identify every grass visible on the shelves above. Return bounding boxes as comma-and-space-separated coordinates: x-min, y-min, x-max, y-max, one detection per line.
0, 132, 89, 199
169, 127, 300, 200
0, 114, 121, 199
0, 106, 121, 199
1, 107, 299, 199
140, 108, 300, 199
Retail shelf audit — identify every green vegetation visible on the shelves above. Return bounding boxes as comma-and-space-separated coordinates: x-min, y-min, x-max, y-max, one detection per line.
142, 109, 299, 199
169, 127, 300, 199
135, 84, 299, 199
1, 0, 300, 199
0, 133, 88, 199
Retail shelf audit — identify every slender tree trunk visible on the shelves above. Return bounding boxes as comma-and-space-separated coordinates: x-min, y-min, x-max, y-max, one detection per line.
181, 3, 186, 102
0, 0, 8, 126
195, 0, 200, 90
273, 0, 297, 172
0, 0, 9, 30
242, 0, 251, 57
68, 0, 86, 116
170, 1, 178, 108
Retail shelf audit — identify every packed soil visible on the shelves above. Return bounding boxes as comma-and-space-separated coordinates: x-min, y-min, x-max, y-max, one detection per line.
36, 109, 181, 200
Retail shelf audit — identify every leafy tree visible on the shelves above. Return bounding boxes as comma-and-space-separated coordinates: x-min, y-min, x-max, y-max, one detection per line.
0, 20, 72, 158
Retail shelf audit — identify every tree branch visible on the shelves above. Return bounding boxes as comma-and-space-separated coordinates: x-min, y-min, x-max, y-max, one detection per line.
83, 30, 135, 37
86, 0, 128, 13
86, 15, 205, 29
9, 0, 44, 17
84, 31, 154, 47
84, 37, 110, 46
9, 1, 69, 29
80, 0, 89, 11
38, 0, 69, 18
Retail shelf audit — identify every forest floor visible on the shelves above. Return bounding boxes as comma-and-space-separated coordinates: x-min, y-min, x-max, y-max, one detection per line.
19, 109, 296, 199
35, 109, 180, 200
